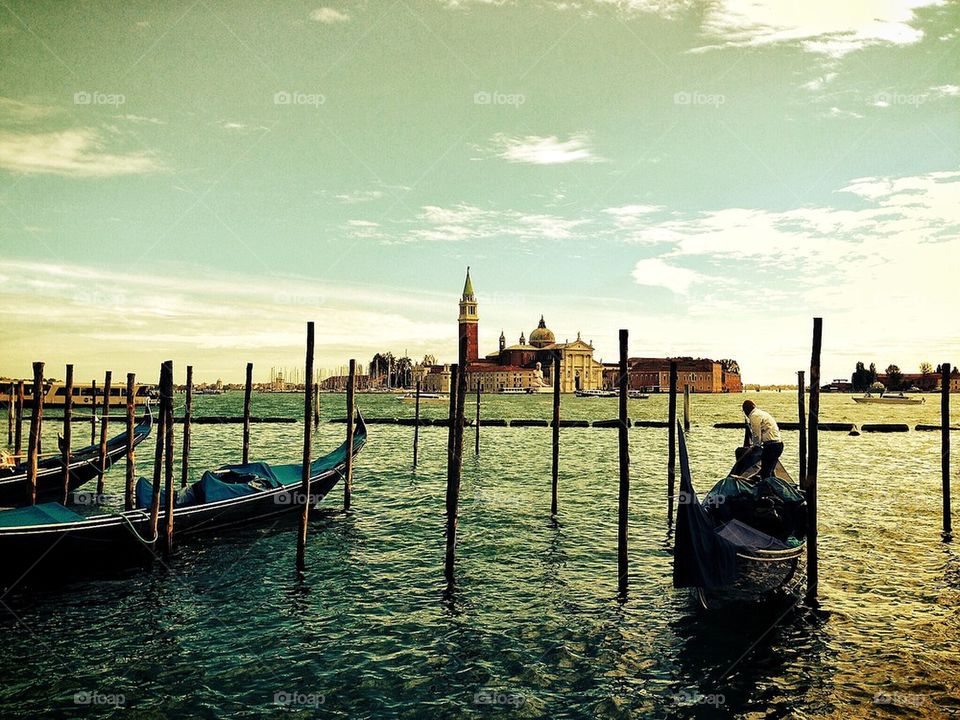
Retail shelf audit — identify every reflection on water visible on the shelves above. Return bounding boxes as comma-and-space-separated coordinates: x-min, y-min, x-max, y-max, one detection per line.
1, 391, 958, 718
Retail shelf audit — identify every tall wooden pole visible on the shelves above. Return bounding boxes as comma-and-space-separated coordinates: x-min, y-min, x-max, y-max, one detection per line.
313, 383, 320, 429
551, 350, 561, 516
90, 379, 98, 446
148, 363, 168, 542
162, 361, 175, 556
683, 384, 691, 432
445, 336, 468, 587
617, 330, 630, 596
6, 382, 12, 446
297, 322, 315, 570
242, 362, 253, 465
942, 363, 952, 539
343, 359, 356, 511
445, 363, 460, 501
125, 373, 136, 510
14, 380, 23, 456
806, 318, 822, 603
97, 371, 112, 495
62, 365, 73, 504
412, 379, 421, 468
667, 360, 678, 528
25, 361, 44, 506
797, 370, 807, 486
181, 366, 193, 489
474, 381, 480, 456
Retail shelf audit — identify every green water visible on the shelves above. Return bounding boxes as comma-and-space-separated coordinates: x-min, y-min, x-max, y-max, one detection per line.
1, 391, 958, 718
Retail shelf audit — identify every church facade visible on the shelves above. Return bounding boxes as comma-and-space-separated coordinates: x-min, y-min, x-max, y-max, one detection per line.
423, 269, 604, 393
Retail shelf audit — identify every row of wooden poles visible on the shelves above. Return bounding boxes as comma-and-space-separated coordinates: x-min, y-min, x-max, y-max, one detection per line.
11, 323, 360, 570
432, 319, 954, 601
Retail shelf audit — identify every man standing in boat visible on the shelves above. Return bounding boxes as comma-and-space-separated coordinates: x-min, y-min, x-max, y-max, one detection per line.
742, 399, 784, 478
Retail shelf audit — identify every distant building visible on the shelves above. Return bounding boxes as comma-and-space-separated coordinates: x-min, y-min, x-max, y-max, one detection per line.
320, 374, 371, 391
604, 357, 743, 393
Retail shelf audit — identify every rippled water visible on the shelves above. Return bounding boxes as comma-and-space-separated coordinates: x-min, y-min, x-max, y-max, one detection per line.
1, 391, 958, 718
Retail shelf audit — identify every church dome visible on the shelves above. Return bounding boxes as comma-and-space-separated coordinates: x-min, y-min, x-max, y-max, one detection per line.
529, 315, 556, 348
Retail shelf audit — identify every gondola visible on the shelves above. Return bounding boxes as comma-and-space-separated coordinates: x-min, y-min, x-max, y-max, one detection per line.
0, 414, 367, 586
0, 411, 153, 507
673, 423, 807, 609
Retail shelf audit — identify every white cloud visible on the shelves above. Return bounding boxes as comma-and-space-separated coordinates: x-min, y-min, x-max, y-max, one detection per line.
631, 257, 701, 293
116, 114, 166, 125
931, 84, 960, 97
0, 129, 163, 177
0, 97, 59, 123
336, 190, 386, 204
491, 132, 606, 165
310, 7, 350, 23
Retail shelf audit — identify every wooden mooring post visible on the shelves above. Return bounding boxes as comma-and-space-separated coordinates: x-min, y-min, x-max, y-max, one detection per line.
297, 322, 315, 570
181, 366, 193, 489
242, 362, 253, 465
90, 379, 98, 446
25, 362, 44, 506
6, 381, 12, 446
667, 360, 678, 527
551, 350, 561, 516
62, 365, 73, 505
125, 373, 135, 510
97, 371, 112, 495
162, 361, 175, 556
444, 336, 468, 587
797, 370, 807, 485
474, 382, 480, 456
683, 383, 690, 432
806, 318, 822, 603
148, 362, 169, 542
15, 380, 23, 456
412, 379, 421, 468
343, 359, 356, 511
313, 383, 320, 429
942, 363, 952, 540
617, 330, 630, 596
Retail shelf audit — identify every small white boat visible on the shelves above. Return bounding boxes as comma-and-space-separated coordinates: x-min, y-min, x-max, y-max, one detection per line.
498, 388, 527, 395
852, 391, 925, 405
575, 389, 618, 398
628, 390, 650, 399
399, 392, 447, 404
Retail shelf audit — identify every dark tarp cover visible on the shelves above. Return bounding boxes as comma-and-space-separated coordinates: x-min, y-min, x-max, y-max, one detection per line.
0, 502, 85, 527
136, 463, 284, 510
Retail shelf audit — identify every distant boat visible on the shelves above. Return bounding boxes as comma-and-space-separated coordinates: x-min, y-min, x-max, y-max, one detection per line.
575, 389, 618, 398
0, 381, 157, 409
852, 392, 924, 405
399, 392, 446, 404
628, 390, 650, 399
498, 388, 527, 395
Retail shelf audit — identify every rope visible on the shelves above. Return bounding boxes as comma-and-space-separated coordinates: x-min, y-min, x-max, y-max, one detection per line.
118, 511, 158, 546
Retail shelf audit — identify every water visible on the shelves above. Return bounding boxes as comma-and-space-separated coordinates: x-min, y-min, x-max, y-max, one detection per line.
1, 391, 958, 718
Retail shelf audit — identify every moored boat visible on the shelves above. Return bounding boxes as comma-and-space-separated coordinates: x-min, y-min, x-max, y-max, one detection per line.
399, 392, 447, 404
575, 389, 618, 398
852, 391, 924, 405
0, 381, 158, 409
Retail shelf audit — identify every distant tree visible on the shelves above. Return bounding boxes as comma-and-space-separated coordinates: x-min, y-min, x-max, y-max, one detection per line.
936, 364, 943, 375
868, 363, 877, 385
851, 361, 870, 391
953, 366, 960, 378
885, 364, 903, 390
423, 354, 437, 366
920, 362, 933, 375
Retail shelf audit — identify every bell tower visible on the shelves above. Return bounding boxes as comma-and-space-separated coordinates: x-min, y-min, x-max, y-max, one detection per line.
458, 267, 479, 363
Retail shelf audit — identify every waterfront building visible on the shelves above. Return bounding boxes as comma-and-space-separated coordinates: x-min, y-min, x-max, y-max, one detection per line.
603, 357, 743, 393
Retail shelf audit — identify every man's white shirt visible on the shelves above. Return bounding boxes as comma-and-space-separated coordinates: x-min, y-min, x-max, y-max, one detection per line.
747, 408, 782, 445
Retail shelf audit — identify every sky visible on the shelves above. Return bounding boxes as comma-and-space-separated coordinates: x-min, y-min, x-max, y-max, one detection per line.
0, 0, 958, 384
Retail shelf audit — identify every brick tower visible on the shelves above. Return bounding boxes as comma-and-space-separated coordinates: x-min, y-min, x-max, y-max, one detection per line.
458, 267, 479, 363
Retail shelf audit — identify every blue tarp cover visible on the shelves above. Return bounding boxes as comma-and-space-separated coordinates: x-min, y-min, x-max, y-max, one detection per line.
0, 502, 85, 527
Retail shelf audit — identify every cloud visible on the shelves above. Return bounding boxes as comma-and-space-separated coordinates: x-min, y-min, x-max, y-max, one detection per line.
0, 97, 59, 124
336, 190, 385, 204
631, 257, 701, 293
310, 7, 350, 23
0, 129, 164, 177
490, 132, 606, 165
117, 114, 166, 125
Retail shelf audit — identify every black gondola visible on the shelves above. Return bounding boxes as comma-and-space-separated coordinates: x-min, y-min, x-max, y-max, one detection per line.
673, 423, 807, 609
0, 411, 153, 507
0, 414, 367, 586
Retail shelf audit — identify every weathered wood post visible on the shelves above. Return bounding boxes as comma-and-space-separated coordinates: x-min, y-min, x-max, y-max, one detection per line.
242, 362, 253, 465
667, 360, 678, 527
617, 330, 630, 596
343, 359, 356, 511
412, 379, 421, 468
25, 362, 44, 506
551, 350, 561, 516
148, 363, 169, 542
181, 366, 193, 489
313, 382, 320, 429
474, 381, 480, 456
97, 371, 112, 496
444, 337, 468, 587
90, 379, 98, 445
62, 365, 73, 504
14, 380, 23, 456
797, 370, 807, 485
806, 318, 822, 603
162, 361, 175, 556
6, 381, 12, 446
942, 363, 952, 540
124, 373, 135, 510
683, 383, 691, 432
297, 322, 315, 570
